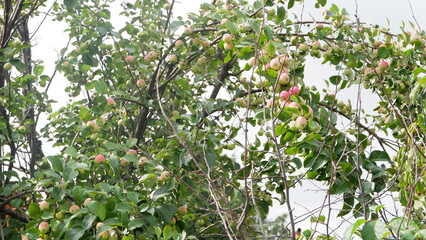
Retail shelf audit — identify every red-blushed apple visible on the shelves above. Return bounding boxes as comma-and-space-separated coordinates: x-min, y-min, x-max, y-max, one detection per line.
295, 116, 307, 129
316, 23, 324, 30
94, 154, 105, 164
222, 34, 233, 43
288, 86, 300, 96
288, 102, 299, 109
83, 198, 93, 207
167, 54, 178, 63
192, 38, 201, 46
160, 171, 171, 182
144, 55, 152, 62
266, 99, 274, 108
69, 205, 80, 214
21, 235, 29, 240
235, 97, 247, 108
224, 42, 234, 50
169, 217, 177, 225
120, 158, 128, 166
39, 200, 49, 211
148, 50, 158, 59
106, 98, 115, 106
178, 206, 188, 215
136, 79, 146, 87
261, 63, 271, 71
270, 58, 281, 70
184, 27, 193, 35
201, 40, 210, 48
364, 67, 374, 75
280, 91, 290, 101
312, 41, 321, 50
138, 157, 148, 166
127, 149, 137, 154
278, 73, 289, 85
374, 67, 382, 74
175, 40, 184, 48
96, 222, 104, 231
86, 120, 100, 131
38, 221, 50, 233
124, 56, 134, 64
378, 61, 389, 70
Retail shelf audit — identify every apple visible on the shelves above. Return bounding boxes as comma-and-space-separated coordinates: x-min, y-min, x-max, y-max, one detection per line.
83, 198, 93, 207
144, 55, 152, 62
172, 110, 180, 117
222, 34, 233, 43
55, 211, 65, 220
62, 61, 71, 68
94, 154, 105, 164
127, 149, 137, 154
21, 235, 29, 240
201, 40, 210, 48
96, 222, 104, 231
378, 61, 389, 70
235, 97, 247, 108
288, 86, 300, 96
38, 200, 49, 211
220, 18, 230, 26
164, 2, 170, 9
224, 42, 234, 50
295, 116, 307, 129
192, 38, 201, 46
160, 171, 171, 182
3, 62, 12, 70
298, 43, 309, 52
117, 119, 125, 126
175, 40, 184, 48
120, 158, 128, 166
278, 73, 289, 84
98, 231, 109, 240
191, 65, 201, 74
108, 230, 118, 240
374, 67, 382, 74
136, 79, 146, 87
184, 27, 193, 35
280, 91, 290, 101
288, 102, 299, 109
266, 99, 274, 108
197, 57, 206, 65
343, 69, 352, 77
248, 57, 258, 67
106, 98, 115, 106
178, 206, 188, 215
70, 205, 80, 214
167, 54, 178, 63
270, 58, 281, 70
262, 63, 271, 71
315, 23, 324, 30
18, 126, 26, 132
138, 157, 148, 166
124, 56, 134, 64
312, 41, 321, 50
364, 67, 374, 75
38, 221, 50, 233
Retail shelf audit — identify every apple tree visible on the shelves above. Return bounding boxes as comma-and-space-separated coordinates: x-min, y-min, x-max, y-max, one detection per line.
1, 0, 426, 239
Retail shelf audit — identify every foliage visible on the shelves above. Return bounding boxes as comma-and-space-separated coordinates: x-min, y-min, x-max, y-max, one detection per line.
1, 0, 426, 239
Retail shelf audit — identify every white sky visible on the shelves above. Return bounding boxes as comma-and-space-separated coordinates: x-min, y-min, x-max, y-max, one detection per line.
29, 0, 426, 237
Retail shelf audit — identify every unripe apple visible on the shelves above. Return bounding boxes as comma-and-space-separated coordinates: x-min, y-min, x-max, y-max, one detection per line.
298, 43, 309, 52
222, 34, 233, 43
83, 198, 93, 207
38, 221, 50, 233
235, 97, 247, 108
378, 61, 389, 70
172, 110, 180, 117
184, 27, 193, 35
374, 67, 382, 75
201, 40, 210, 48
178, 206, 188, 215
38, 200, 49, 211
55, 211, 65, 220
94, 154, 106, 164
62, 61, 71, 68
160, 171, 171, 182
343, 69, 352, 77
248, 57, 258, 67
127, 149, 137, 154
175, 40, 184, 48
3, 62, 12, 70
117, 119, 125, 126
106, 98, 115, 106
270, 58, 281, 70
312, 41, 321, 50
364, 67, 374, 76
69, 205, 80, 214
192, 38, 201, 46
18, 126, 27, 132
169, 217, 176, 225
295, 116, 307, 129
124, 56, 135, 64
278, 73, 289, 84
167, 54, 178, 63
138, 157, 148, 166
196, 57, 206, 65
280, 91, 290, 101
164, 2, 171, 9
267, 7, 276, 16
288, 86, 300, 96
224, 42, 234, 50
136, 79, 146, 87
108, 230, 118, 240
220, 18, 230, 26
98, 231, 109, 240
191, 65, 201, 73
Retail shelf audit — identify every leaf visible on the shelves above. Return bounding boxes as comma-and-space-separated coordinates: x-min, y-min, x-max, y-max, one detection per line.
64, 0, 78, 9
34, 65, 44, 76
168, 21, 185, 34
276, 6, 286, 24
64, 227, 85, 240
377, 47, 388, 58
82, 214, 97, 230
156, 204, 177, 223
226, 21, 238, 35
28, 203, 41, 219
370, 150, 390, 162
343, 219, 366, 240
65, 147, 78, 158
87, 201, 106, 221
128, 218, 144, 230
163, 225, 173, 240
330, 75, 342, 85
116, 203, 133, 212
360, 220, 388, 240
95, 81, 108, 94
52, 187, 65, 201
47, 156, 64, 172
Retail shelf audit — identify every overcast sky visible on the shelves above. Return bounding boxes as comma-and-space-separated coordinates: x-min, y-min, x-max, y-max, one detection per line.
29, 0, 426, 237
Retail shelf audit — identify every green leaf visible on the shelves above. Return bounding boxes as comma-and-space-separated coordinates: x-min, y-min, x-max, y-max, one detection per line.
370, 150, 390, 162
343, 219, 366, 240
64, 0, 78, 9
65, 147, 78, 158
34, 65, 44, 76
28, 203, 41, 219
64, 227, 85, 240
360, 220, 388, 240
377, 47, 388, 58
82, 214, 97, 230
156, 204, 177, 223
52, 187, 65, 201
87, 201, 106, 221
163, 225, 173, 240
288, 0, 295, 9
95, 81, 108, 94
47, 156, 64, 172
128, 218, 143, 230
226, 21, 238, 35
329, 75, 342, 85
116, 203, 133, 212
224, 52, 232, 63
276, 6, 286, 24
